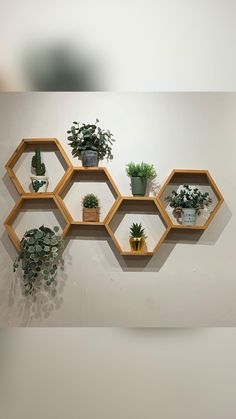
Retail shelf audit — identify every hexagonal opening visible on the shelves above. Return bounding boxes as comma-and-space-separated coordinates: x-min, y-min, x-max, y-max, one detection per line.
106, 198, 169, 255
158, 170, 223, 228
57, 168, 120, 224
5, 197, 69, 249
6, 139, 72, 194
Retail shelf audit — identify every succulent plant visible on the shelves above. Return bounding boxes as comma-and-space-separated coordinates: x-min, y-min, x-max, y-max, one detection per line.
165, 184, 212, 209
32, 148, 46, 176
13, 225, 64, 296
82, 193, 99, 208
67, 118, 115, 161
129, 222, 147, 238
126, 162, 156, 178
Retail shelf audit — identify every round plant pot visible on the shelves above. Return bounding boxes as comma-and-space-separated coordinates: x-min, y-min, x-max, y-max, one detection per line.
181, 208, 197, 225
81, 150, 99, 167
131, 177, 147, 196
31, 176, 49, 193
129, 237, 145, 252
83, 207, 100, 222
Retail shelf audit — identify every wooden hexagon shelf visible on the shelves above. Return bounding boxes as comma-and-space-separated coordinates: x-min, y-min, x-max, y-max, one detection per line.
157, 169, 224, 230
105, 196, 170, 256
4, 195, 71, 251
55, 167, 121, 227
5, 138, 73, 196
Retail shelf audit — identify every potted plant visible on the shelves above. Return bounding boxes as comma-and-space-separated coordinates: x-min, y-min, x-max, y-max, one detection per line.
126, 162, 156, 196
31, 148, 49, 192
165, 184, 212, 225
13, 225, 64, 296
67, 118, 115, 167
82, 193, 100, 222
129, 222, 147, 252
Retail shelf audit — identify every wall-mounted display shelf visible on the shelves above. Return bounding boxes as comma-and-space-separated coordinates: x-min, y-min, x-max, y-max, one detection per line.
4, 140, 224, 257
55, 167, 121, 226
5, 138, 73, 196
157, 169, 224, 230
105, 196, 170, 256
4, 195, 71, 250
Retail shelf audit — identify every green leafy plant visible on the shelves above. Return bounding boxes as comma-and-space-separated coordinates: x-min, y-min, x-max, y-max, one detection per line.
82, 194, 99, 208
126, 162, 156, 178
13, 225, 64, 296
129, 222, 147, 238
165, 184, 212, 209
67, 118, 115, 161
32, 148, 46, 176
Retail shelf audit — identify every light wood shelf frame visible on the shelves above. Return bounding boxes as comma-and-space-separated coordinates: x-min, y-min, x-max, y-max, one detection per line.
5, 138, 73, 196
55, 166, 121, 226
4, 195, 71, 251
157, 169, 224, 230
105, 196, 171, 256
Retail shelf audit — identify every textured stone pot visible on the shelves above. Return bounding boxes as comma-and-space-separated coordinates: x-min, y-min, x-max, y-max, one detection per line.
131, 177, 147, 196
181, 208, 197, 225
83, 207, 100, 222
31, 176, 49, 193
129, 237, 145, 252
81, 150, 99, 167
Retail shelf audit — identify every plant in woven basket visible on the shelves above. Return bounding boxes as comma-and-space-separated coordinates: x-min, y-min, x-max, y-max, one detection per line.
82, 194, 100, 222
129, 222, 147, 252
67, 118, 115, 166
13, 225, 64, 296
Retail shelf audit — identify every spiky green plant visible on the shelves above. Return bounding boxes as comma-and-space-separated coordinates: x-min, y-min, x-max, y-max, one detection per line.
67, 118, 115, 161
82, 193, 99, 208
129, 222, 147, 238
32, 148, 46, 176
165, 184, 212, 209
126, 162, 156, 178
13, 225, 64, 296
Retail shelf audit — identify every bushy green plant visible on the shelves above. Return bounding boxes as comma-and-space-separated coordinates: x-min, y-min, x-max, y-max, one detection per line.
165, 184, 212, 209
67, 118, 115, 161
82, 194, 99, 208
13, 225, 64, 296
32, 148, 46, 176
126, 162, 156, 178
129, 222, 147, 238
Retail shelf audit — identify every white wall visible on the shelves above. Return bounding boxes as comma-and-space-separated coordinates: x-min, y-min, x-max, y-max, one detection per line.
0, 92, 235, 326
1, 328, 236, 419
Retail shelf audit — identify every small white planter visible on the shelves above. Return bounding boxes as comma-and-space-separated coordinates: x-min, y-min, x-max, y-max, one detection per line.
31, 176, 49, 193
181, 208, 197, 225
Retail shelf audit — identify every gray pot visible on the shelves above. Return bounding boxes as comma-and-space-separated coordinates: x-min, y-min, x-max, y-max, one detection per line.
81, 150, 99, 167
131, 177, 147, 196
181, 208, 197, 225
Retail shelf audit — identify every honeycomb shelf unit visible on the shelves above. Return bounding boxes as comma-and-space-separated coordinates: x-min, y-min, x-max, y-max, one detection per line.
157, 169, 224, 230
4, 194, 71, 251
5, 138, 73, 196
105, 196, 171, 256
55, 166, 121, 226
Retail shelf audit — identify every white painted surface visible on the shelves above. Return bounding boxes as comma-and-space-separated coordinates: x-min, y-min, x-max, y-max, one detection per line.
0, 92, 235, 326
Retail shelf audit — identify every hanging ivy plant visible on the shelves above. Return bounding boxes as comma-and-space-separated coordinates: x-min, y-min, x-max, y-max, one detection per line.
13, 225, 64, 296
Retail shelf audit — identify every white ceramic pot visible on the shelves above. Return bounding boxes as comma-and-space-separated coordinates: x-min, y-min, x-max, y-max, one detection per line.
181, 208, 197, 225
31, 176, 49, 193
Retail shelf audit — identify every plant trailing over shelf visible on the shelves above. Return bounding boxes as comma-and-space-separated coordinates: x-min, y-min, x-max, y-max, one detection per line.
165, 184, 212, 225
67, 118, 115, 167
82, 193, 100, 222
31, 148, 49, 192
126, 162, 156, 196
129, 222, 147, 252
13, 225, 64, 296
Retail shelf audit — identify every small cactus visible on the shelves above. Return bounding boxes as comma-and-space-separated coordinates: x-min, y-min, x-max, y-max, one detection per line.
32, 148, 46, 176
129, 222, 146, 238
82, 194, 99, 208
